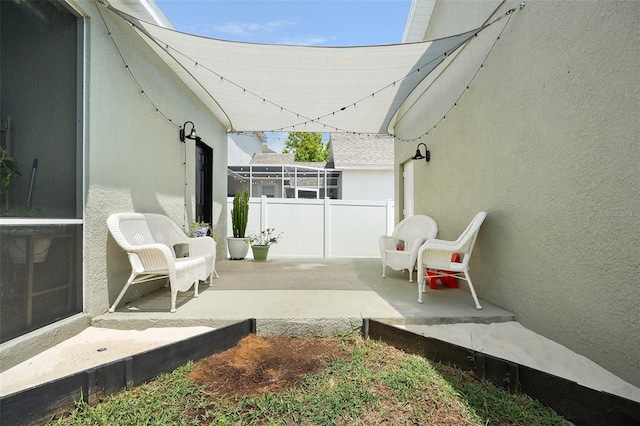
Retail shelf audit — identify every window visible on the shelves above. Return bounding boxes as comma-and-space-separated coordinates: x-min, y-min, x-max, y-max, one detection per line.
261, 185, 275, 198
1, 1, 83, 342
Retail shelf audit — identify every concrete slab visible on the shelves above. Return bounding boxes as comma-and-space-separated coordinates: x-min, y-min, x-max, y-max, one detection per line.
93, 258, 514, 335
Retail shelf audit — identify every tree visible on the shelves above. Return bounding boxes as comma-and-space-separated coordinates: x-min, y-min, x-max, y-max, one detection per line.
282, 132, 329, 162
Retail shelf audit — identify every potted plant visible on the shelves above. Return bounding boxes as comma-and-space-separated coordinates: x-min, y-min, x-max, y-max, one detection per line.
249, 228, 282, 261
227, 189, 250, 259
190, 220, 210, 237
1, 146, 21, 213
1, 150, 52, 264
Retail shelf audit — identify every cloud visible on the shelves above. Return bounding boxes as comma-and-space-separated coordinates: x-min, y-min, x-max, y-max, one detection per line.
214, 20, 295, 36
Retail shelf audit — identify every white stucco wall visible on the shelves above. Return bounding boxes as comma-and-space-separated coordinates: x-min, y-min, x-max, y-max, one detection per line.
82, 0, 228, 316
340, 169, 394, 201
228, 133, 264, 165
393, 0, 640, 386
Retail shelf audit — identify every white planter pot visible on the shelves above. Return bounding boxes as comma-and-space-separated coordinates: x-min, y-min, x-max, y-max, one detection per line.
227, 237, 250, 260
7, 235, 52, 264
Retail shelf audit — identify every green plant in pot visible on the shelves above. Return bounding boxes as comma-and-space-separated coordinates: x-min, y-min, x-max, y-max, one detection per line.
1, 150, 52, 264
1, 146, 21, 191
227, 189, 250, 259
190, 220, 210, 238
1, 146, 21, 213
250, 228, 282, 261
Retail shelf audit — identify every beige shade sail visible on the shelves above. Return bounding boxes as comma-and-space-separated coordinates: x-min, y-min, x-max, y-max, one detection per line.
104, 3, 479, 134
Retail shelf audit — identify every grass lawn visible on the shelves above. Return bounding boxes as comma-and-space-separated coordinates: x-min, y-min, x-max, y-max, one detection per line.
49, 336, 569, 425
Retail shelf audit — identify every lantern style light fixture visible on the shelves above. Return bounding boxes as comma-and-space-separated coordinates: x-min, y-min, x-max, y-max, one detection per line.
412, 143, 430, 162
179, 121, 198, 142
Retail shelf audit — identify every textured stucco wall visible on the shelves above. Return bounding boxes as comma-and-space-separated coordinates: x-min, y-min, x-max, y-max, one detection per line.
393, 0, 640, 386
82, 0, 228, 316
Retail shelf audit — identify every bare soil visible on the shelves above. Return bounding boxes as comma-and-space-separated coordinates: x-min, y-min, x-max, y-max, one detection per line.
189, 334, 347, 399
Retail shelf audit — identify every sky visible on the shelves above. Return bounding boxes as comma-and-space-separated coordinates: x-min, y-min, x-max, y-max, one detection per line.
155, 0, 413, 152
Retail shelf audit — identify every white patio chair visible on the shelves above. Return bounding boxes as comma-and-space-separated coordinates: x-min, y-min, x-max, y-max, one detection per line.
417, 211, 487, 309
379, 215, 438, 283
107, 213, 218, 313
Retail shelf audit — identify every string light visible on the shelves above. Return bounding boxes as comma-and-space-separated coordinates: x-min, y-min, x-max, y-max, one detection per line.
98, 0, 524, 139
95, 2, 178, 128
104, 9, 460, 134
228, 131, 393, 143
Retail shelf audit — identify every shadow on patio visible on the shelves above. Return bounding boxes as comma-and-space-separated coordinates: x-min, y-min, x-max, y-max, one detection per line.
94, 258, 514, 335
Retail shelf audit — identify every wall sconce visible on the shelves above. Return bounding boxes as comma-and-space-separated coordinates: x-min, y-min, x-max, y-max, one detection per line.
412, 143, 430, 162
179, 121, 198, 142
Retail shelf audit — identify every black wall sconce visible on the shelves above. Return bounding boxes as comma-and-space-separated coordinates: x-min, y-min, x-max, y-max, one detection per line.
412, 142, 430, 162
179, 121, 198, 142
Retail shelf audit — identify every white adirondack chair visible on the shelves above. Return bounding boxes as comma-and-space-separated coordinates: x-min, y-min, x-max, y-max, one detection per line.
417, 211, 487, 309
107, 213, 218, 313
379, 215, 438, 282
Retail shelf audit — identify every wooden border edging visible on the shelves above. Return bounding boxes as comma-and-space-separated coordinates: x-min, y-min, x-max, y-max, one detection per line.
363, 319, 640, 426
0, 319, 256, 426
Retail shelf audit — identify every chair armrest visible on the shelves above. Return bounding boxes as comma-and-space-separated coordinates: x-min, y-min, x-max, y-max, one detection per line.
418, 239, 457, 269
127, 243, 175, 273
422, 238, 462, 252
186, 236, 216, 257
409, 237, 428, 255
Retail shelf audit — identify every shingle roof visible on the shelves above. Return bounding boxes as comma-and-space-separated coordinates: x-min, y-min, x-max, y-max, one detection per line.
249, 133, 394, 170
295, 162, 328, 169
250, 153, 295, 164
329, 134, 394, 169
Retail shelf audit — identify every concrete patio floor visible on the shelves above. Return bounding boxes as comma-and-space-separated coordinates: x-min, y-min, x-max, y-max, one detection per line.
93, 257, 515, 335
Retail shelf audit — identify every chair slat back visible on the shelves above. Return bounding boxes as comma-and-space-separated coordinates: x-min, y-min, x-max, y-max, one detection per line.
144, 214, 186, 248
458, 211, 486, 265
118, 218, 156, 248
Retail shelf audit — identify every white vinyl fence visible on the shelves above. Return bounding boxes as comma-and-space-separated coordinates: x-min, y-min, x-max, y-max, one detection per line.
227, 197, 395, 258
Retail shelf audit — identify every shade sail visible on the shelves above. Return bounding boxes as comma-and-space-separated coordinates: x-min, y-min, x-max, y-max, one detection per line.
104, 3, 478, 134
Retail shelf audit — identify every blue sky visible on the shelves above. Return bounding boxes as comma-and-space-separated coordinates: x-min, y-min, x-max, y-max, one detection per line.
156, 0, 413, 151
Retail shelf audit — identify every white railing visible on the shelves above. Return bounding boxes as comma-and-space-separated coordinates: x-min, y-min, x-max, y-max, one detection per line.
227, 197, 395, 258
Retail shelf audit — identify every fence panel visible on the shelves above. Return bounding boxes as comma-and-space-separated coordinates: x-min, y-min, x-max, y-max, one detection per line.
328, 200, 389, 257
227, 197, 394, 258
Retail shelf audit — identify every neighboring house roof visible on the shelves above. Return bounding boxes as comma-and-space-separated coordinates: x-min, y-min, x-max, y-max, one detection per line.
110, 0, 173, 28
402, 0, 436, 42
329, 133, 394, 170
295, 162, 328, 169
250, 153, 295, 164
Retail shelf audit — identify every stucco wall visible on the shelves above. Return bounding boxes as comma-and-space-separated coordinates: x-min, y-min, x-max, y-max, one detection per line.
393, 0, 639, 386
82, 0, 228, 315
228, 133, 263, 165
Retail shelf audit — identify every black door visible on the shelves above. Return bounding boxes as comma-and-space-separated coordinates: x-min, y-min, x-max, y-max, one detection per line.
195, 140, 213, 226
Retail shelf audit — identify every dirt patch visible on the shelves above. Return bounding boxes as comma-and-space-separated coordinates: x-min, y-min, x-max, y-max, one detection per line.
189, 334, 346, 399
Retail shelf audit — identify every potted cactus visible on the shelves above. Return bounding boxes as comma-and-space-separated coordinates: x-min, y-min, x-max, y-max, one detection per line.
227, 189, 250, 259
